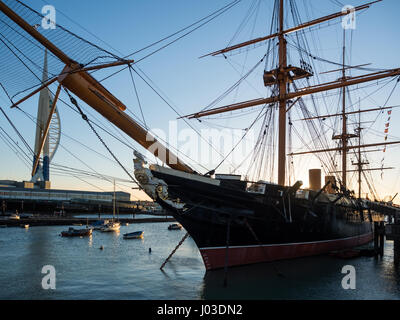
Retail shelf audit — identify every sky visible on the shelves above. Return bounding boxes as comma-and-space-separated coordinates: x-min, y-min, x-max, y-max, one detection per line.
0, 0, 400, 203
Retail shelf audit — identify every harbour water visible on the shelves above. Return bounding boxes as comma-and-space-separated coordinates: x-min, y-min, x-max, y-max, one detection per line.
0, 221, 399, 300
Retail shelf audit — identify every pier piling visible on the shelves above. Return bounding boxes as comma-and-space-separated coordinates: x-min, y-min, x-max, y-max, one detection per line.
374, 221, 385, 257
385, 218, 400, 265
374, 222, 379, 255
379, 221, 385, 257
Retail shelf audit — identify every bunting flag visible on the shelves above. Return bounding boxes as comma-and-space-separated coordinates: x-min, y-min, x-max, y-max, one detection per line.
383, 108, 392, 140
381, 108, 393, 179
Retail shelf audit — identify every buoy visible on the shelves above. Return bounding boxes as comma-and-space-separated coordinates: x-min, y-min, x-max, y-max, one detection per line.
100, 245, 104, 250
149, 248, 152, 253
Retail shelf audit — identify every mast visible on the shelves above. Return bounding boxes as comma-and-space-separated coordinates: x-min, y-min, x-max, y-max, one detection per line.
200, 1, 382, 58
353, 101, 369, 199
183, 68, 400, 119
341, 29, 348, 189
357, 108, 362, 198
113, 179, 116, 221
278, 0, 287, 186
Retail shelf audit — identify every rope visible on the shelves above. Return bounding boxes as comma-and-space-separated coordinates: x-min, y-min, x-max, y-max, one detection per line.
128, 66, 147, 129
64, 88, 137, 184
124, 0, 242, 61
0, 102, 34, 156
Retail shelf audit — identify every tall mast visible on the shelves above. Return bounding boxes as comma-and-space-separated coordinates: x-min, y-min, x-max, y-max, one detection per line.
113, 179, 116, 220
358, 107, 362, 198
278, 0, 288, 186
353, 100, 369, 199
341, 29, 347, 189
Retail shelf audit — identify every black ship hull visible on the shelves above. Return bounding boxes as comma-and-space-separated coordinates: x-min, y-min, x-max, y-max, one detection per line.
149, 168, 374, 270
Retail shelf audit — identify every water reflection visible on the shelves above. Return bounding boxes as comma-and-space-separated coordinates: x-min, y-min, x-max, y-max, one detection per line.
201, 248, 400, 300
17, 226, 51, 299
1, 223, 399, 299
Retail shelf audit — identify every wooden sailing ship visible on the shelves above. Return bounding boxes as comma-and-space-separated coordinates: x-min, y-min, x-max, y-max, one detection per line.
1, 0, 400, 270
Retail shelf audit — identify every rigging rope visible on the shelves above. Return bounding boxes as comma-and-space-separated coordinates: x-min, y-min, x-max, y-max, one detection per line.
0, 86, 34, 156
64, 88, 138, 184
124, 0, 242, 60
128, 66, 147, 129
129, 65, 236, 171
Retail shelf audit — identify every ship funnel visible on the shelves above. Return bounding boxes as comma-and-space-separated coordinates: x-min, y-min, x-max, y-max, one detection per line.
309, 169, 321, 191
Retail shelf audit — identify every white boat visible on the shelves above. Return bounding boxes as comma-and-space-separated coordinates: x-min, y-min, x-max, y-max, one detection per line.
100, 221, 120, 232
100, 180, 120, 232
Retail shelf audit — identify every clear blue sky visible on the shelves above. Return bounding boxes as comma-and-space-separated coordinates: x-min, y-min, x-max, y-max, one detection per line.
0, 0, 400, 202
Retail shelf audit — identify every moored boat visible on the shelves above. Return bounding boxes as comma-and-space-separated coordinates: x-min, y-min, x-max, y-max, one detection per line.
1, 0, 398, 273
168, 223, 182, 230
130, 0, 400, 271
61, 227, 92, 237
100, 180, 120, 232
90, 219, 110, 230
100, 221, 120, 232
123, 231, 144, 239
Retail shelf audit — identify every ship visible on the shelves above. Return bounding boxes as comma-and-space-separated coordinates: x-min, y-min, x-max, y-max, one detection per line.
1, 0, 400, 271
132, 0, 400, 270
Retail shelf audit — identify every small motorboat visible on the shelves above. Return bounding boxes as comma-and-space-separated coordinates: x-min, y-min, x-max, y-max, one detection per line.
20, 224, 29, 229
100, 221, 120, 232
168, 223, 182, 230
61, 227, 92, 237
123, 231, 144, 239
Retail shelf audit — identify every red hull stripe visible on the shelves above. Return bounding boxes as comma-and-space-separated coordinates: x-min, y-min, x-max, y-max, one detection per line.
199, 232, 373, 270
